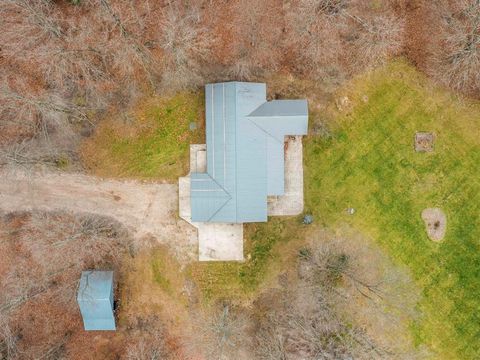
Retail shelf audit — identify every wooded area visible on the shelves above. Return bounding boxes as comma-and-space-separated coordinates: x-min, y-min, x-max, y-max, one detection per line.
1, 0, 479, 359
1, 0, 478, 168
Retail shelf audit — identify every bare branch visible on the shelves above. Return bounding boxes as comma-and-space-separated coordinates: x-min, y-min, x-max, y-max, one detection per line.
158, 3, 213, 89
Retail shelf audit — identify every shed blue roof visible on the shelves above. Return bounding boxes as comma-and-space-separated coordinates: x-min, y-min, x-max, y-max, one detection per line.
77, 271, 115, 331
191, 82, 308, 223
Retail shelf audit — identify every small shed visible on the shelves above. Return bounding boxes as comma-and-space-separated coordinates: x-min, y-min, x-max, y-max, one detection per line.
77, 271, 116, 331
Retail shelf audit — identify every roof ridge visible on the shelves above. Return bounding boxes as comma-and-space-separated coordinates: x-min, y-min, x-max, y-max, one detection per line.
246, 101, 267, 117
210, 175, 232, 199
247, 99, 308, 117
233, 82, 239, 222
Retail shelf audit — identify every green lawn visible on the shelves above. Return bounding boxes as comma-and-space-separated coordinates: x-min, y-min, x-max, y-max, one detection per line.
304, 60, 480, 359
81, 92, 205, 181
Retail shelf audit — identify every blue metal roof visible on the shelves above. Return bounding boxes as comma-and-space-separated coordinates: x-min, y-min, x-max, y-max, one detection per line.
77, 271, 115, 331
191, 82, 308, 223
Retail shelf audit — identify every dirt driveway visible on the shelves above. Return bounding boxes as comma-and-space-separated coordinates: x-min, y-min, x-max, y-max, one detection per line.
0, 168, 197, 262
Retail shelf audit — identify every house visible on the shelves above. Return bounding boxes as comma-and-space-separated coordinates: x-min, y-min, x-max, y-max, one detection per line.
179, 81, 308, 261
190, 82, 308, 223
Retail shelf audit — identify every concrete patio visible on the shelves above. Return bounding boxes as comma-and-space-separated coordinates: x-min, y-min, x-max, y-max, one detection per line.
267, 135, 304, 216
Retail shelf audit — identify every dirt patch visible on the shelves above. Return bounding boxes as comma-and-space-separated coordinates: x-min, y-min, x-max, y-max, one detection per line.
415, 132, 434, 152
421, 208, 446, 242
0, 168, 197, 262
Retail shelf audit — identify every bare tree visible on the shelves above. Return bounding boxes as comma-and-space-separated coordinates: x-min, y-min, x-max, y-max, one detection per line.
285, 0, 346, 86
0, 0, 104, 157
0, 84, 88, 125
39, 22, 110, 107
429, 0, 480, 94
0, 0, 162, 127
0, 0, 64, 54
226, 0, 283, 80
187, 304, 250, 360
254, 284, 382, 360
285, 0, 404, 84
0, 0, 71, 84
125, 329, 171, 360
0, 313, 17, 359
343, 8, 404, 70
88, 0, 162, 88
0, 80, 89, 167
157, 2, 213, 89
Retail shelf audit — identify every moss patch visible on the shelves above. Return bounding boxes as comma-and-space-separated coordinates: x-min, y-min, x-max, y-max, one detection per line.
151, 256, 172, 293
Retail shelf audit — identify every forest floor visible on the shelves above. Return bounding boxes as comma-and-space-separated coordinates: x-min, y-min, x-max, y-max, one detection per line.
0, 168, 197, 262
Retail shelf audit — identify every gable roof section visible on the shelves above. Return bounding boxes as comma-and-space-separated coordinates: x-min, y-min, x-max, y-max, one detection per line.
234, 83, 269, 222
190, 82, 308, 223
190, 173, 231, 221
248, 99, 308, 117
247, 100, 308, 142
